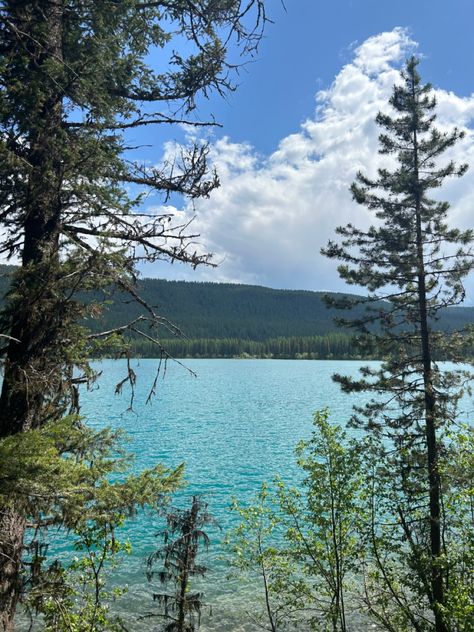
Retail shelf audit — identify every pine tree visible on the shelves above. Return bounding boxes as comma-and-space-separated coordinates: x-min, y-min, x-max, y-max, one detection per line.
146, 496, 215, 632
323, 57, 474, 631
0, 1, 266, 628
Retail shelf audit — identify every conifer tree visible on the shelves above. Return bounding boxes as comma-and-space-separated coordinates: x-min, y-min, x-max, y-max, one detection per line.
146, 496, 215, 632
0, 1, 265, 628
323, 57, 474, 631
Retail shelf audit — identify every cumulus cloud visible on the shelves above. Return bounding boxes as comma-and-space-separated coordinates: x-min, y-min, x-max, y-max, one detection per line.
145, 28, 474, 299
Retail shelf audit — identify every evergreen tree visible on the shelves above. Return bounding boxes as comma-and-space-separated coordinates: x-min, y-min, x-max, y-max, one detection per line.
146, 496, 215, 632
0, 1, 265, 628
323, 57, 474, 631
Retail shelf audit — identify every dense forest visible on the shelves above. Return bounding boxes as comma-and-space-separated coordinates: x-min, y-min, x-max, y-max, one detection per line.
1, 266, 473, 359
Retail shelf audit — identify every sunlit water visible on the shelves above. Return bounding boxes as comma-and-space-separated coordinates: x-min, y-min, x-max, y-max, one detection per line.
23, 359, 474, 631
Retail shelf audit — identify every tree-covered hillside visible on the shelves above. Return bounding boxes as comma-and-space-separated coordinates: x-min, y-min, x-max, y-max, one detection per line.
87, 279, 366, 340
82, 278, 474, 340
0, 266, 473, 348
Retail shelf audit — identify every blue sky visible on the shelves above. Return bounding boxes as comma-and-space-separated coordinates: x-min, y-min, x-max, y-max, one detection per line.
134, 0, 474, 299
212, 0, 474, 153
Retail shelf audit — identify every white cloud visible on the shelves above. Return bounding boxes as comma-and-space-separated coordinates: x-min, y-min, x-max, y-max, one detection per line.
144, 28, 474, 301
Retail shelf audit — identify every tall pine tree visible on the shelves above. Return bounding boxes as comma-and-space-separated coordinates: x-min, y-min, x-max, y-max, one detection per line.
323, 57, 474, 632
0, 1, 265, 629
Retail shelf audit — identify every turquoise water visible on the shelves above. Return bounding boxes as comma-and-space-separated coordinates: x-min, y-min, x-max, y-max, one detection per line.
81, 358, 370, 517
56, 358, 371, 630
81, 358, 370, 509
24, 358, 472, 630
29, 358, 451, 630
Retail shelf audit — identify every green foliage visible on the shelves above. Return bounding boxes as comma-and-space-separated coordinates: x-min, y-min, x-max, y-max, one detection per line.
439, 426, 474, 629
0, 415, 183, 527
323, 57, 474, 631
288, 410, 364, 631
229, 412, 474, 632
119, 333, 367, 360
0, 416, 183, 628
356, 427, 474, 632
228, 483, 304, 631
0, 267, 473, 359
95, 279, 474, 342
146, 496, 215, 632
229, 411, 365, 632
0, 0, 266, 625
25, 522, 131, 632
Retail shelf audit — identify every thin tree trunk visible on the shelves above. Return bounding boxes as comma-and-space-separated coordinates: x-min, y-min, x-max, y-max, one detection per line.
328, 450, 346, 632
412, 102, 447, 632
416, 252, 447, 632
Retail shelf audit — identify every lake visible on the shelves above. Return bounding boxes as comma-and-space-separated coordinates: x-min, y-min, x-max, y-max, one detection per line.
32, 358, 469, 631
62, 358, 371, 630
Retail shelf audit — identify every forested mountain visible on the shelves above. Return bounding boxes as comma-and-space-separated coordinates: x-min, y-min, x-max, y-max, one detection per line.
1, 266, 473, 347
87, 279, 373, 339
76, 277, 474, 342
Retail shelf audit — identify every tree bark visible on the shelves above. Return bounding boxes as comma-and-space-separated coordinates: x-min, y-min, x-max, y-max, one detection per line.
412, 104, 447, 632
0, 1, 65, 627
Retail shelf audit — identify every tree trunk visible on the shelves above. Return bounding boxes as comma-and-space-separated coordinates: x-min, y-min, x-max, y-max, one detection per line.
412, 117, 447, 632
416, 266, 447, 632
0, 513, 26, 632
0, 1, 64, 627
